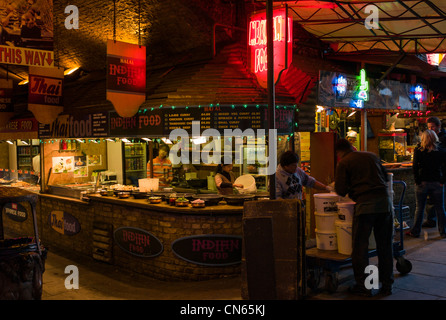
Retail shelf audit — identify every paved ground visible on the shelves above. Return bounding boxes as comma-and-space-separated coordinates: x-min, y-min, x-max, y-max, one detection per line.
39, 226, 446, 301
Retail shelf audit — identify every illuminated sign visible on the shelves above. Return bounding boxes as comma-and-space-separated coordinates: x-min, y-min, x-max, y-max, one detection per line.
357, 69, 369, 101
426, 53, 445, 66
349, 69, 369, 109
410, 84, 424, 103
334, 75, 347, 97
248, 7, 293, 88
106, 40, 146, 118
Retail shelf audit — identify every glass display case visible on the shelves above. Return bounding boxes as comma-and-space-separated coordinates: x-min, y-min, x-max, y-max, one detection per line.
378, 132, 408, 163
123, 142, 147, 185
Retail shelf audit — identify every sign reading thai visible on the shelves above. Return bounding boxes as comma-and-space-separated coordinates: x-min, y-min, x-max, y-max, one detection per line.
114, 227, 163, 258
171, 235, 242, 266
248, 7, 293, 88
38, 112, 108, 139
106, 40, 146, 118
28, 75, 62, 106
28, 66, 64, 124
48, 210, 81, 236
3, 202, 27, 222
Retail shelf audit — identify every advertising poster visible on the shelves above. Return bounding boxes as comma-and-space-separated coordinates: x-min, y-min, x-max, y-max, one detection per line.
73, 155, 87, 178
106, 40, 146, 118
87, 155, 101, 166
0, 0, 54, 67
52, 156, 74, 173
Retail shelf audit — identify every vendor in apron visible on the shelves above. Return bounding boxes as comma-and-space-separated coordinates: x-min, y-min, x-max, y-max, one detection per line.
215, 160, 243, 195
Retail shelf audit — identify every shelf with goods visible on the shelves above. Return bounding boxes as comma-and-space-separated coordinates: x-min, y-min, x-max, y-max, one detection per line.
16, 140, 40, 172
123, 142, 147, 185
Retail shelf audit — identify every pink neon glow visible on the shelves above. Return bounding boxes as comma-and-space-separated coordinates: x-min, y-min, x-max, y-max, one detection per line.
248, 8, 293, 88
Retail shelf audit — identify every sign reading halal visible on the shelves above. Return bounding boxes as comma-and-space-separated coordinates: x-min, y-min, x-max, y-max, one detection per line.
248, 7, 292, 88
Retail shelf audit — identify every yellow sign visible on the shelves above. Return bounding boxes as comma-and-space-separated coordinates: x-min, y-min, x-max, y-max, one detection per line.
0, 45, 54, 68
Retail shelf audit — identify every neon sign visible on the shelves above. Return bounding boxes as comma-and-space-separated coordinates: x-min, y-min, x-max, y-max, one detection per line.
248, 8, 293, 88
334, 75, 347, 96
414, 85, 423, 102
357, 69, 369, 101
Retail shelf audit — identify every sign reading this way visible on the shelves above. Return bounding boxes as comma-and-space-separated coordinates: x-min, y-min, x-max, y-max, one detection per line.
0, 45, 54, 68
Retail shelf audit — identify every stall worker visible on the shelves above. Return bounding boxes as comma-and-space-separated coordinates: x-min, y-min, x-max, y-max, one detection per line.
215, 158, 243, 195
346, 130, 358, 151
335, 138, 394, 297
276, 151, 331, 200
147, 144, 173, 188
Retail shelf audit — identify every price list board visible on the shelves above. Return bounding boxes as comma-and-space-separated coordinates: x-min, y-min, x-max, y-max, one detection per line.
108, 106, 294, 137
163, 108, 212, 134
212, 107, 263, 133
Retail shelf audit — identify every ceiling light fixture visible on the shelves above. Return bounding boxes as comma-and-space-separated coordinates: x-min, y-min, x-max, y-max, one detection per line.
348, 110, 357, 117
64, 67, 80, 76
18, 79, 29, 85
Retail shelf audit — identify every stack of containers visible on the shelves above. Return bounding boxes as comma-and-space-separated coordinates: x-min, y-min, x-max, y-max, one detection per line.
335, 200, 355, 255
314, 193, 339, 251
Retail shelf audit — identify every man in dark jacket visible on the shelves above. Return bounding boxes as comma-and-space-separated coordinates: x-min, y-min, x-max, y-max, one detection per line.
335, 139, 394, 296
424, 116, 446, 227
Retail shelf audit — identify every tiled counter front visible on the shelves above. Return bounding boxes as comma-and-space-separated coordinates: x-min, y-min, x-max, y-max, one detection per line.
22, 194, 243, 281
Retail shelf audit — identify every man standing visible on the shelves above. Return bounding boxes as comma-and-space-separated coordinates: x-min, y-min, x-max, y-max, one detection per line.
423, 116, 446, 227
335, 139, 394, 296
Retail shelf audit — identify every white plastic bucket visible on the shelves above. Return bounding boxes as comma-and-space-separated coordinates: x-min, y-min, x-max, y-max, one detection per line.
335, 220, 352, 255
315, 229, 337, 251
336, 201, 355, 222
235, 175, 257, 194
314, 193, 339, 213
314, 212, 337, 232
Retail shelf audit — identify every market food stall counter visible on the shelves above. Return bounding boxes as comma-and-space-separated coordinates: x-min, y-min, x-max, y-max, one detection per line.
30, 192, 246, 281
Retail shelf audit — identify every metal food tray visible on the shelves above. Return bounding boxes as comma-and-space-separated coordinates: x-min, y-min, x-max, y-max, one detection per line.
47, 185, 94, 199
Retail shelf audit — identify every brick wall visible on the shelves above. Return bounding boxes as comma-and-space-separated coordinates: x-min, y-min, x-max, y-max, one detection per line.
3, 195, 243, 281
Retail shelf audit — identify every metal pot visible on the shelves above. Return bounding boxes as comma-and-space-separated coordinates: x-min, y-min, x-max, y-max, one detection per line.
223, 194, 255, 206
132, 191, 148, 199
191, 194, 222, 206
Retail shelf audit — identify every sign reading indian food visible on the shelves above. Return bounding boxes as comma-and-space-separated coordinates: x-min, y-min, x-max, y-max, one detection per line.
114, 227, 163, 258
171, 235, 242, 266
106, 40, 146, 118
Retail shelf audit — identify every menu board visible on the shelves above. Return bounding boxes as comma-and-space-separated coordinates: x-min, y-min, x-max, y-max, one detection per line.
41, 107, 294, 139
38, 112, 109, 139
110, 106, 293, 136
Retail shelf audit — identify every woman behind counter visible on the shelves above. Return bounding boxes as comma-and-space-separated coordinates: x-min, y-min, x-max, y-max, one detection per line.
147, 144, 173, 188
215, 159, 243, 195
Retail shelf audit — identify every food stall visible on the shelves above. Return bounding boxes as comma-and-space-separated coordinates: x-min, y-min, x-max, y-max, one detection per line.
0, 117, 41, 192
2, 107, 293, 281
